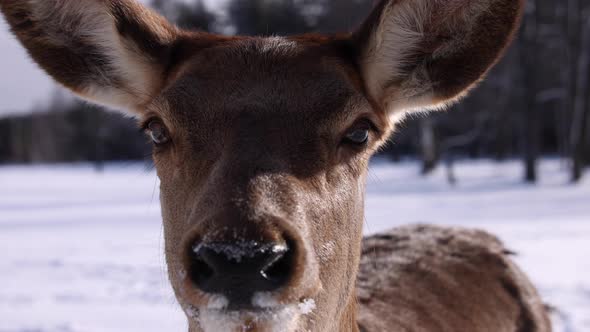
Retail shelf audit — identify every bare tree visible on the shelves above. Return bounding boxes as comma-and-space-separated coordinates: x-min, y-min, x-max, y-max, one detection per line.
570, 12, 590, 182
521, 0, 540, 183
419, 117, 437, 174
152, 0, 215, 32
228, 0, 310, 35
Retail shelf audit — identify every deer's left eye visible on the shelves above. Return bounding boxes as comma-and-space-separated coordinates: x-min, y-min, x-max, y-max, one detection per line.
343, 122, 371, 145
345, 129, 369, 145
145, 120, 170, 145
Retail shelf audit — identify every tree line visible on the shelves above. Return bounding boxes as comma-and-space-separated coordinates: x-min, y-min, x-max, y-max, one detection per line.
0, 0, 588, 183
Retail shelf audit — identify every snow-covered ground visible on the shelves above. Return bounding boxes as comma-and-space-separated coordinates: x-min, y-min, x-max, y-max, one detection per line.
0, 159, 588, 332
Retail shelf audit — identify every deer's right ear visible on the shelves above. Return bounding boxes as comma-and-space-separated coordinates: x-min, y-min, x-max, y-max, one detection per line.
354, 0, 524, 115
1, 0, 181, 115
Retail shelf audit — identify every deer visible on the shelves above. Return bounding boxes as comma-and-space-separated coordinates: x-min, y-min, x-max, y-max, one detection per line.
0, 0, 552, 331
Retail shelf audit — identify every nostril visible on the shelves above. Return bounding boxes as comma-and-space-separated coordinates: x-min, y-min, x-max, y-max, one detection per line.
188, 245, 215, 286
260, 243, 293, 284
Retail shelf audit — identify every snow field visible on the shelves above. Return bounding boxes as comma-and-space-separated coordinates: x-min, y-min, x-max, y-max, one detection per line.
0, 159, 588, 331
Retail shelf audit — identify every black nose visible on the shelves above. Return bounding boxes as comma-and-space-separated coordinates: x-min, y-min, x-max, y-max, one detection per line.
188, 240, 294, 307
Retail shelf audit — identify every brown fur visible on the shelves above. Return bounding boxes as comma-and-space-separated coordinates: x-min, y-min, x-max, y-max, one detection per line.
357, 225, 552, 332
0, 0, 179, 110
0, 1, 550, 331
355, 0, 525, 112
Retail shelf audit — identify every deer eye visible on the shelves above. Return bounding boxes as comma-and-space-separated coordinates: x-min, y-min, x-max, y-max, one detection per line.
343, 122, 371, 145
145, 120, 170, 145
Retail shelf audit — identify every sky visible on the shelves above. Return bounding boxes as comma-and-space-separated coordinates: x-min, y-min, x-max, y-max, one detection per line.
0, 0, 226, 115
0, 16, 54, 114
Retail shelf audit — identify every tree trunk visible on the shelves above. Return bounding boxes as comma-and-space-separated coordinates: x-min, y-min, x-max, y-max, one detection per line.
419, 117, 437, 175
521, 0, 540, 183
571, 16, 590, 182
564, 0, 581, 159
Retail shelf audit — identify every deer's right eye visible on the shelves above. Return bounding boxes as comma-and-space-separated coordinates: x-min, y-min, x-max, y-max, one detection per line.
144, 119, 171, 146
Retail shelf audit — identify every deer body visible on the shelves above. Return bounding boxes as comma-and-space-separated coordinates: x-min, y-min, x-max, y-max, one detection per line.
357, 225, 551, 332
1, 0, 551, 331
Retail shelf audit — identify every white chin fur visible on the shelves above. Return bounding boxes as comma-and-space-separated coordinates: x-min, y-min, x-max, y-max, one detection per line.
197, 293, 316, 332
185, 295, 316, 332
198, 307, 300, 332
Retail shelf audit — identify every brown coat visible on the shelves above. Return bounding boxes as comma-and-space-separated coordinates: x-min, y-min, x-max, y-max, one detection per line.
358, 225, 551, 332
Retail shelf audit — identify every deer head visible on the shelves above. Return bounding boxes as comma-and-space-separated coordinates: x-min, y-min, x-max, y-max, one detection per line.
0, 0, 524, 331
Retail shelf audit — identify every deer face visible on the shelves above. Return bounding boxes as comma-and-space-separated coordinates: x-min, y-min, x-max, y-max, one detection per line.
150, 38, 386, 331
0, 0, 524, 331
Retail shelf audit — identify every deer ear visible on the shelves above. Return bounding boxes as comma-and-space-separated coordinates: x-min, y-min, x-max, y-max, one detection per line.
355, 0, 524, 114
0, 0, 180, 115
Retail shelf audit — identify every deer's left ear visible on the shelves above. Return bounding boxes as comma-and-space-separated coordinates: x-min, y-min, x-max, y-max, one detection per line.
355, 0, 525, 114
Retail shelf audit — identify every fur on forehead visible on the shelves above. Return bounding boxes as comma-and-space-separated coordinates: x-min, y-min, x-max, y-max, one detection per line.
167, 36, 363, 85
150, 36, 371, 120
